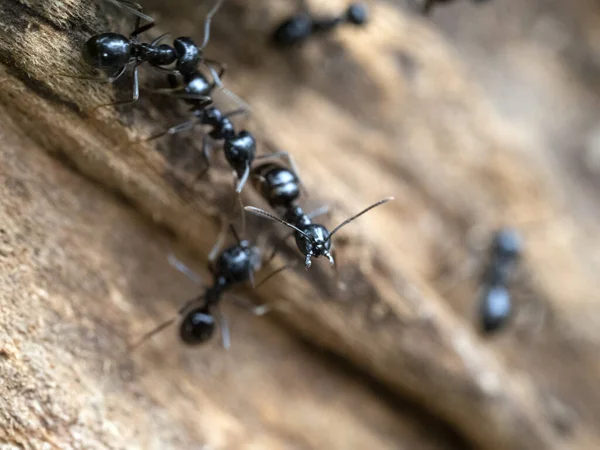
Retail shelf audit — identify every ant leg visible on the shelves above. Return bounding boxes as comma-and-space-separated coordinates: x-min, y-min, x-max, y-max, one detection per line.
216, 309, 231, 349
235, 164, 251, 194
207, 215, 229, 273
227, 294, 272, 316
196, 135, 213, 181
146, 119, 197, 142
150, 32, 171, 46
254, 151, 308, 195
223, 107, 251, 120
91, 63, 141, 111
203, 58, 227, 79
308, 205, 330, 220
103, 0, 155, 27
56, 65, 127, 83
167, 253, 205, 286
255, 262, 295, 289
143, 85, 213, 104
129, 296, 200, 350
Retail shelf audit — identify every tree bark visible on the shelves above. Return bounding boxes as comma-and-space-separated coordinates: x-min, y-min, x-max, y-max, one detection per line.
1, 0, 600, 449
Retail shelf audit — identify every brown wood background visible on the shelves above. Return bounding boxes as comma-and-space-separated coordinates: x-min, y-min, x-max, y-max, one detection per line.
1, 0, 600, 448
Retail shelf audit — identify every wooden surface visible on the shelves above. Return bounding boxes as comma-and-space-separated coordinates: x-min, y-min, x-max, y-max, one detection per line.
1, 0, 600, 449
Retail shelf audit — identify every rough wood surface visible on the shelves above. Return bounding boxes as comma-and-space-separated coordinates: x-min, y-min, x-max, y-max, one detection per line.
1, 0, 600, 449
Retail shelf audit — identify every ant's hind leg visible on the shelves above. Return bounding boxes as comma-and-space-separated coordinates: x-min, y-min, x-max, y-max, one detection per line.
91, 64, 141, 111
207, 215, 230, 273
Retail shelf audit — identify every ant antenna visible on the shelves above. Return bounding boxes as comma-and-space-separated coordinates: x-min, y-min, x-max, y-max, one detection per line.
102, 0, 155, 24
229, 223, 242, 245
326, 197, 394, 241
199, 0, 225, 50
244, 207, 314, 242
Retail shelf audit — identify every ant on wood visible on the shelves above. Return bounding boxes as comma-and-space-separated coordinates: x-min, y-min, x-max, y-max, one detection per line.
74, 0, 225, 109
477, 227, 522, 333
246, 161, 394, 269
132, 223, 292, 349
271, 2, 368, 47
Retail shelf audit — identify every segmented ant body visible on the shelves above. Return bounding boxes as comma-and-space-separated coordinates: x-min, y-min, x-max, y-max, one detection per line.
79, 0, 224, 108
478, 228, 522, 333
246, 162, 393, 269
272, 3, 368, 46
134, 225, 289, 349
420, 0, 490, 15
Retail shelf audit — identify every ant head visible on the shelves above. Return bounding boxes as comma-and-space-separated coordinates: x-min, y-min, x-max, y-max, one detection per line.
83, 33, 132, 70
224, 131, 257, 176
174, 37, 201, 74
179, 305, 216, 345
346, 4, 369, 26
492, 228, 522, 261
294, 224, 333, 269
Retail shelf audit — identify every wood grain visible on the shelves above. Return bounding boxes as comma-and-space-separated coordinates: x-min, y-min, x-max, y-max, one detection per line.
1, 0, 600, 449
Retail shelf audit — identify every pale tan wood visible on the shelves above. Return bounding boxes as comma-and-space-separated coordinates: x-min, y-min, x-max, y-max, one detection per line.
1, 0, 600, 449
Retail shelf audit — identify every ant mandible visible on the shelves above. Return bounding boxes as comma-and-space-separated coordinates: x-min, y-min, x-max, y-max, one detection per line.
478, 227, 522, 333
80, 0, 225, 109
245, 161, 394, 269
132, 223, 291, 349
271, 2, 368, 47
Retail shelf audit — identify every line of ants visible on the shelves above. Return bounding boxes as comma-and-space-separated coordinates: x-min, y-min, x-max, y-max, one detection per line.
71, 0, 513, 350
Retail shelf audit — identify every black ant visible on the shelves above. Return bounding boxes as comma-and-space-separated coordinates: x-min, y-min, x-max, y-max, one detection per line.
148, 91, 300, 198
245, 161, 394, 269
271, 3, 368, 47
478, 228, 522, 333
132, 224, 291, 349
76, 0, 225, 109
420, 0, 490, 16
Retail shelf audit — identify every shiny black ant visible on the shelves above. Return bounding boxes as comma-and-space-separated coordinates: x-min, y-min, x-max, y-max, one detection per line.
245, 161, 394, 269
148, 95, 300, 197
76, 0, 224, 109
271, 3, 368, 47
132, 224, 291, 349
478, 227, 522, 333
420, 0, 490, 15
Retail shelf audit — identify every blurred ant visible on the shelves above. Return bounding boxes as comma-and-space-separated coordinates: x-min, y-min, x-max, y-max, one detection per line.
420, 0, 491, 16
271, 2, 368, 47
246, 161, 394, 269
72, 0, 225, 109
478, 228, 522, 333
132, 223, 291, 349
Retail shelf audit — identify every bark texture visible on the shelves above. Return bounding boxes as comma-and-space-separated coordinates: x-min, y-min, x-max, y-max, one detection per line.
1, 0, 600, 449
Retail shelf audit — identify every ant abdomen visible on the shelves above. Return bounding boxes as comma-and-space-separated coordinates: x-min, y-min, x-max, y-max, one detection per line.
272, 14, 313, 46
180, 306, 216, 345
83, 33, 132, 70
223, 130, 257, 175
480, 285, 511, 333
252, 163, 301, 209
